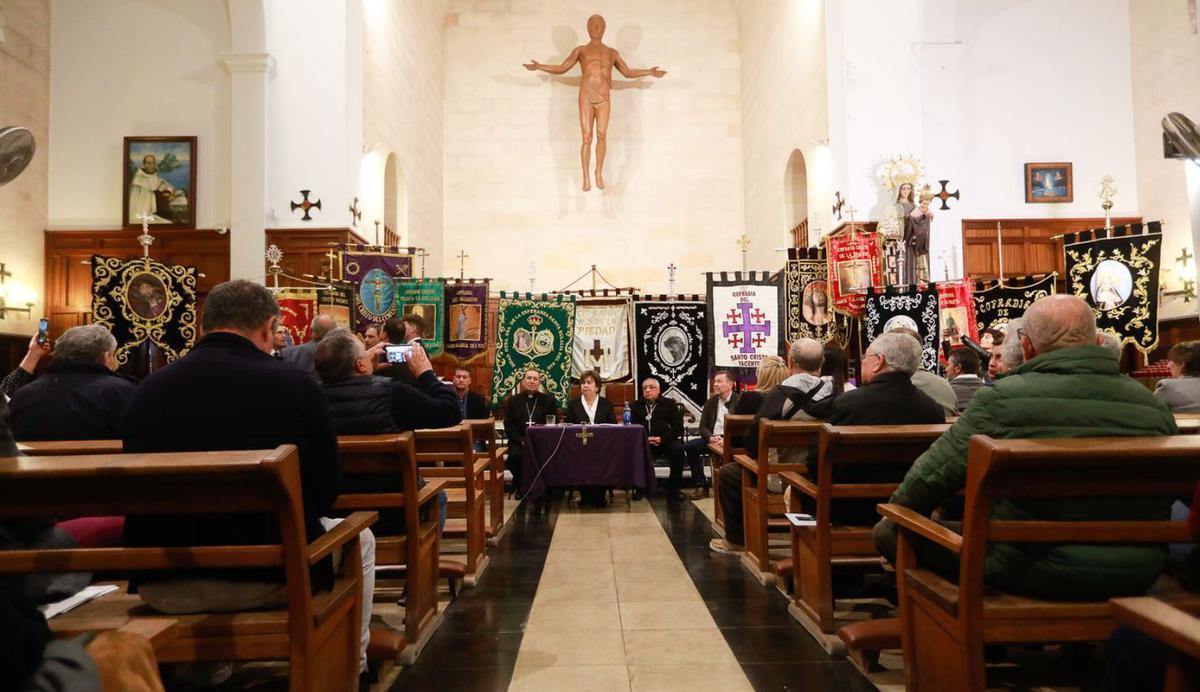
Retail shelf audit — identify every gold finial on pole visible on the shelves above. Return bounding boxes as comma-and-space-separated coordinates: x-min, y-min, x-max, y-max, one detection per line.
1098, 175, 1117, 231
737, 235, 751, 272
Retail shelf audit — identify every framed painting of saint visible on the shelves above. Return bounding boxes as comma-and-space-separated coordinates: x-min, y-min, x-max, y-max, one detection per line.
123, 136, 197, 229
1024, 162, 1073, 203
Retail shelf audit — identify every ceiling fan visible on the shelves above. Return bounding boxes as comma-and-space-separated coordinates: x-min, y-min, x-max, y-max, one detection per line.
0, 125, 35, 187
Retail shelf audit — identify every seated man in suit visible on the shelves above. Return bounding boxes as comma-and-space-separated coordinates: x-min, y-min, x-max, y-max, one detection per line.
121, 280, 377, 679
503, 367, 560, 493
684, 371, 739, 500
876, 295, 1178, 600
278, 313, 337, 378
630, 377, 687, 501
453, 367, 490, 420
10, 324, 136, 442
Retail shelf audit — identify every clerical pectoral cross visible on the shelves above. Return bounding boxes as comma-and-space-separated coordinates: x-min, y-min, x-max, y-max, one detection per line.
576, 428, 594, 446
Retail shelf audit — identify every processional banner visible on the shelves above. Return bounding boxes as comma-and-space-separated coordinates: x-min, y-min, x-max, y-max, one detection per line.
444, 280, 490, 362
632, 297, 708, 419
935, 281, 977, 346
1064, 222, 1163, 352
863, 286, 941, 372
825, 227, 884, 317
276, 289, 317, 345
706, 272, 783, 383
316, 281, 355, 329
394, 278, 445, 356
972, 275, 1055, 335
338, 245, 413, 331
783, 247, 844, 345
571, 297, 631, 381
491, 293, 577, 408
91, 255, 198, 366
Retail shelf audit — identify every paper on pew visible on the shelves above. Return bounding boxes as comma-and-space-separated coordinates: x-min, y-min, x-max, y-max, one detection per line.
785, 513, 817, 527
41, 584, 119, 620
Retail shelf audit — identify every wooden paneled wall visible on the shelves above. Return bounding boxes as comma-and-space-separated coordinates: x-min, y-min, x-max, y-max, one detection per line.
43, 228, 231, 338
961, 217, 1141, 280
265, 227, 367, 280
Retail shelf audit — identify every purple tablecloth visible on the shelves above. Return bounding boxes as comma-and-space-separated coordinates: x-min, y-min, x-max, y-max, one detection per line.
520, 425, 656, 500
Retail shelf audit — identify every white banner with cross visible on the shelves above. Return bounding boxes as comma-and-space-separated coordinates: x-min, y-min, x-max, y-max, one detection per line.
570, 299, 631, 381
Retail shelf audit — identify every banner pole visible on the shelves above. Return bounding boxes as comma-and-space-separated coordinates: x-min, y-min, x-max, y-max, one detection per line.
997, 222, 1005, 284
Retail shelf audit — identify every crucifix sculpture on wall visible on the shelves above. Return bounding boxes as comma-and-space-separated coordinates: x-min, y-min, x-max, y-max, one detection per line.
524, 14, 666, 191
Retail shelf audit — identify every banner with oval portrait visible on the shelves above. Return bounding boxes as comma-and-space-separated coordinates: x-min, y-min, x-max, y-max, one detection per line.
632, 298, 708, 420
783, 248, 845, 346
863, 285, 940, 372
1063, 222, 1162, 353
91, 255, 198, 366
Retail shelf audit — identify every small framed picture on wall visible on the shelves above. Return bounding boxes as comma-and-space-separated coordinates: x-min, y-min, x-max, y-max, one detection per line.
123, 136, 197, 229
1024, 162, 1073, 204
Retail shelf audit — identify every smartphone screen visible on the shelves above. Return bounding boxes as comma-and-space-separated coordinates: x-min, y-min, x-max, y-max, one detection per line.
36, 318, 49, 346
384, 344, 413, 364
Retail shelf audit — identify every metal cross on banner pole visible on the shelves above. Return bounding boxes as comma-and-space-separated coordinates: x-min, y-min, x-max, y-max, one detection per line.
737, 235, 750, 272
457, 250, 469, 279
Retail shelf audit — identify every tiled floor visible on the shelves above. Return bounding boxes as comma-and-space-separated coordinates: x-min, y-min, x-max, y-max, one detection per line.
389, 494, 877, 692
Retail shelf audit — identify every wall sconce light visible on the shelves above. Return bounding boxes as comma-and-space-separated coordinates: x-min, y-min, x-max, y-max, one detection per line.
0, 262, 35, 319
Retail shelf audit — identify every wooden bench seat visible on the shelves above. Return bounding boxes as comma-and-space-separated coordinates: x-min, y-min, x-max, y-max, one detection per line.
0, 446, 374, 692
414, 425, 489, 585
1111, 597, 1200, 692
464, 418, 509, 544
784, 422, 948, 653
883, 434, 1200, 691
709, 414, 753, 536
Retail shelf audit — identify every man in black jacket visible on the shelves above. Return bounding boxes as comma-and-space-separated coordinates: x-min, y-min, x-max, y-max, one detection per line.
503, 367, 559, 494
630, 377, 687, 500
452, 367, 490, 420
683, 371, 739, 499
121, 279, 375, 675
10, 325, 136, 442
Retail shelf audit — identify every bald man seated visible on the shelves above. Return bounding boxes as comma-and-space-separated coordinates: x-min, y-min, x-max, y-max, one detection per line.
874, 295, 1179, 601
279, 314, 339, 379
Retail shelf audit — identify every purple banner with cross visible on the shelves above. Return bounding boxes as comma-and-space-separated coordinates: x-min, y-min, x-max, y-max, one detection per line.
705, 271, 784, 385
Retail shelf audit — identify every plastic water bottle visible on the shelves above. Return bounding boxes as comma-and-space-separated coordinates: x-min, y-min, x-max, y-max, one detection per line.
622, 404, 632, 426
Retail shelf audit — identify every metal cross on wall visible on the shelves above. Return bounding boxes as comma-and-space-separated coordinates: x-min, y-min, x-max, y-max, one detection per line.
934, 180, 960, 211
290, 190, 322, 221
832, 192, 846, 221
348, 197, 362, 226
1177, 248, 1194, 268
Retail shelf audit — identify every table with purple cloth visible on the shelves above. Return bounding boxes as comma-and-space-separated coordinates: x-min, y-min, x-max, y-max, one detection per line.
520, 424, 657, 500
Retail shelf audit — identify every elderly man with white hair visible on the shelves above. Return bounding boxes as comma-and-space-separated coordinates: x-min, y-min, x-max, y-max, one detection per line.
9, 324, 136, 441
876, 294, 1178, 601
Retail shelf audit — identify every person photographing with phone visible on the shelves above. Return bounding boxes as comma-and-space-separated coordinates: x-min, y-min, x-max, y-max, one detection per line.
1, 322, 52, 400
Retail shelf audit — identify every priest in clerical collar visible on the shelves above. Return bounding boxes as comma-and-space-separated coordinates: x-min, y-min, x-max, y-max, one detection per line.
502, 366, 559, 494
630, 376, 687, 501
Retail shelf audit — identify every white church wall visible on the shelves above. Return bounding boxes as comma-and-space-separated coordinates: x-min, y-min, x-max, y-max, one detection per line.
442, 0, 744, 294
736, 0, 833, 266
362, 0, 446, 264
1129, 0, 1200, 320
264, 0, 362, 231
0, 0, 49, 334
47, 0, 231, 228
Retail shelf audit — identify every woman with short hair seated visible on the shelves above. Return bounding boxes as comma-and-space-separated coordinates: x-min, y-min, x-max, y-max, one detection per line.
1154, 340, 1200, 413
566, 370, 616, 507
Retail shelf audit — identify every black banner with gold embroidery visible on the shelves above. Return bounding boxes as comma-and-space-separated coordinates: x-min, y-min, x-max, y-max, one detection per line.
1063, 222, 1162, 353
971, 274, 1056, 335
783, 247, 844, 345
91, 255, 197, 366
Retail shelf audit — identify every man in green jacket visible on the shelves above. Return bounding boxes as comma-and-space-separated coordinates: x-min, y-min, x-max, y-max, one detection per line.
874, 295, 1177, 601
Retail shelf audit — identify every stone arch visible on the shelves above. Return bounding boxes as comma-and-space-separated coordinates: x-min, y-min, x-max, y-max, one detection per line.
784, 149, 809, 246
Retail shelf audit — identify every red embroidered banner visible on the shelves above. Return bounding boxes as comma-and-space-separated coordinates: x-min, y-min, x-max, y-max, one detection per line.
277, 290, 317, 345
825, 227, 883, 317
936, 281, 978, 348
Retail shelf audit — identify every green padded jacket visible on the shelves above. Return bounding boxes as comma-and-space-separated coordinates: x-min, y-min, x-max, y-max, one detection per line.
889, 345, 1178, 601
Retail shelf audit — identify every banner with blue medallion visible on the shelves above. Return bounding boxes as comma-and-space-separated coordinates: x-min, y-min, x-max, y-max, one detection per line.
1063, 222, 1163, 353
863, 286, 941, 372
491, 293, 577, 408
706, 271, 784, 384
632, 296, 708, 419
338, 245, 413, 332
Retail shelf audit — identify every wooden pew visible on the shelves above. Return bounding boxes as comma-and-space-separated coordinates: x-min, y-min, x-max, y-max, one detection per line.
464, 418, 508, 545
708, 413, 753, 536
1111, 598, 1200, 692
733, 420, 824, 585
784, 423, 949, 653
18, 440, 122, 455
414, 425, 490, 585
0, 446, 375, 692
881, 435, 1200, 692
333, 433, 444, 663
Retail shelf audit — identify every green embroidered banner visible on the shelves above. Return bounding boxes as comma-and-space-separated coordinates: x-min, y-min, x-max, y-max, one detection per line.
394, 278, 446, 356
491, 292, 577, 408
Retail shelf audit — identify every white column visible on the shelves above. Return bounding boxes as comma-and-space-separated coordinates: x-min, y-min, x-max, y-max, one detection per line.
221, 52, 273, 282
